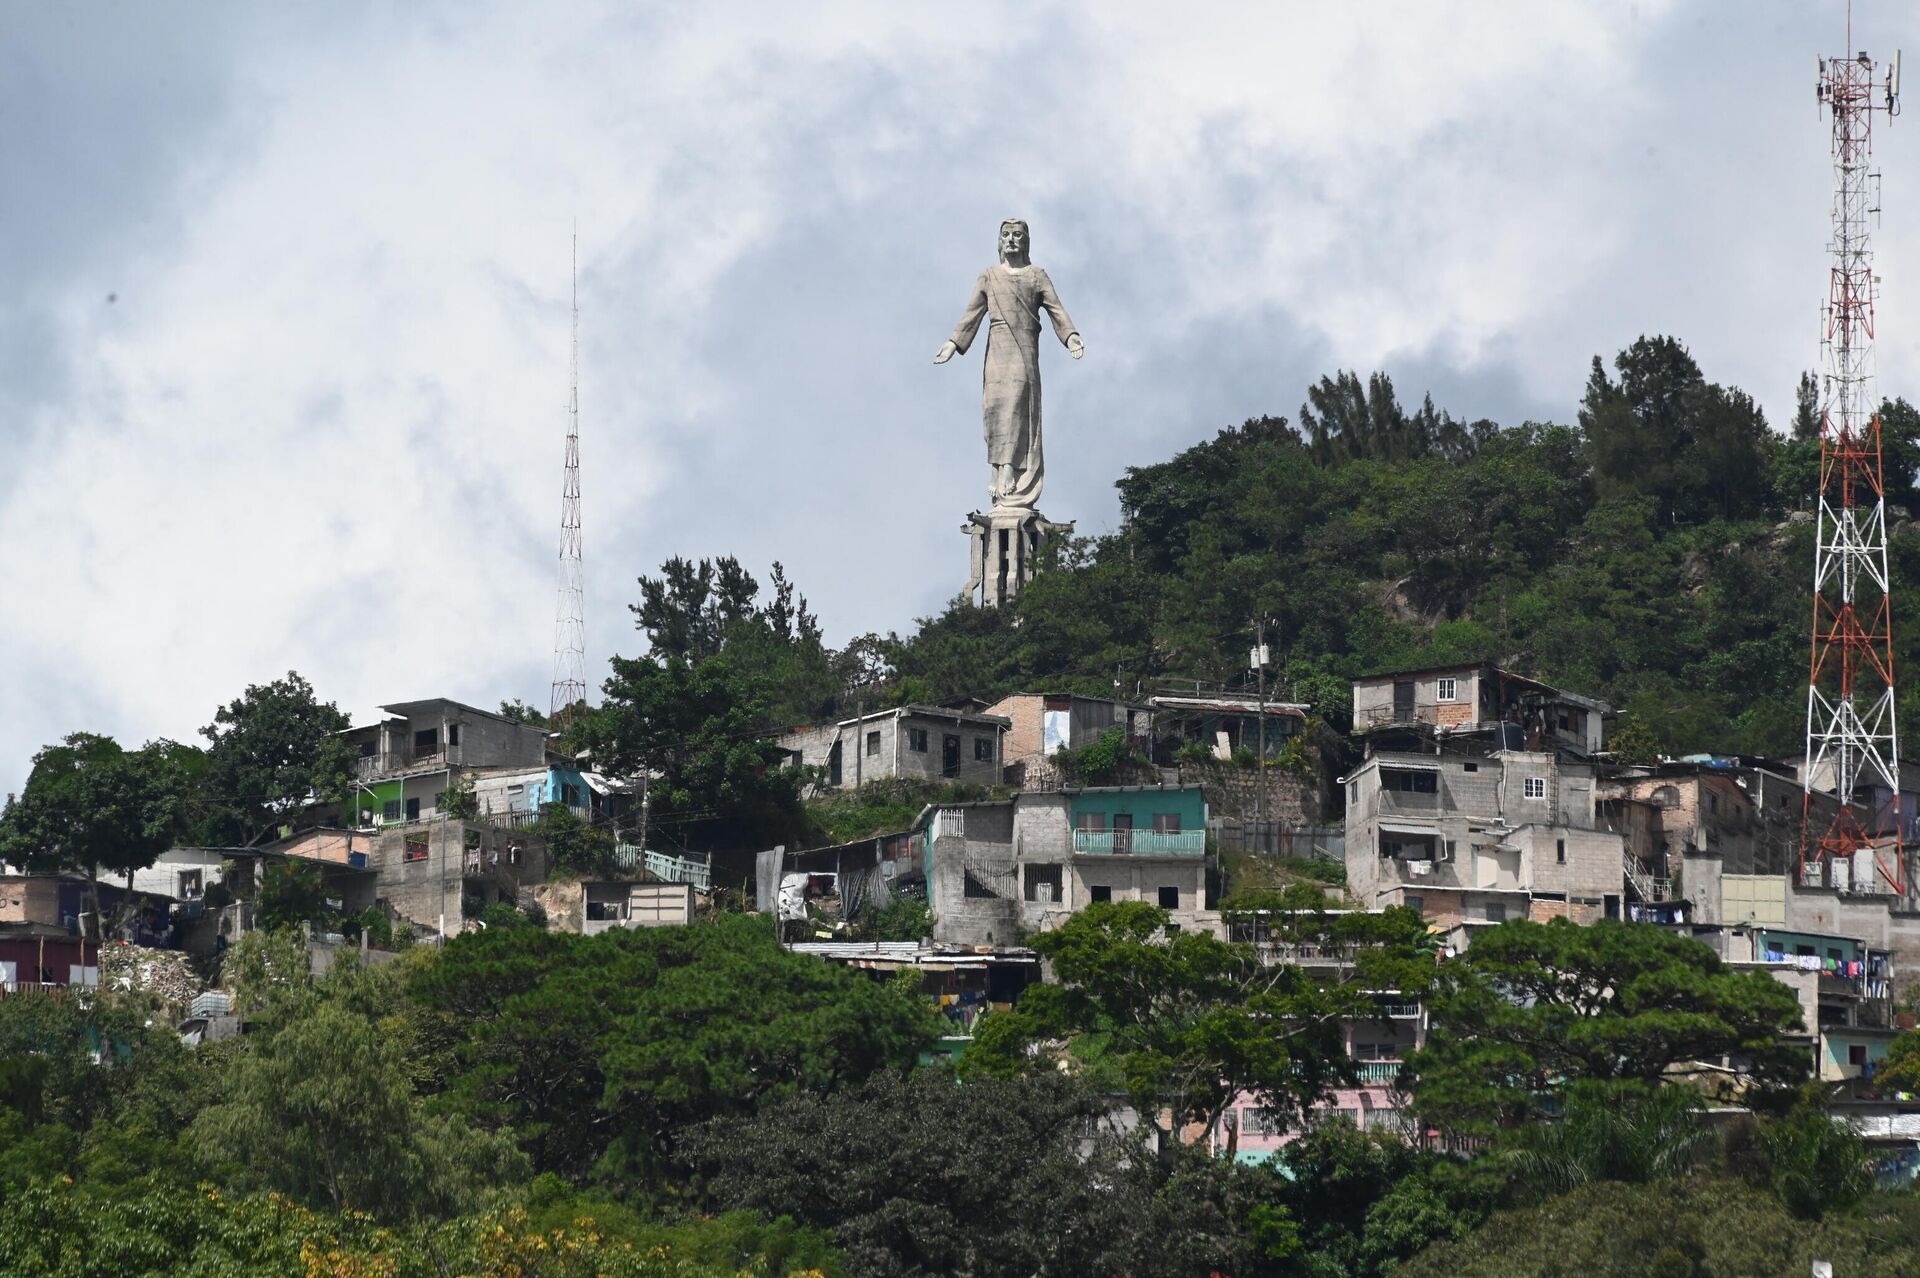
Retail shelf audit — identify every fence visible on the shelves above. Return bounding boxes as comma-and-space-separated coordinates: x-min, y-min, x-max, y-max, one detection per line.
1214, 822, 1345, 861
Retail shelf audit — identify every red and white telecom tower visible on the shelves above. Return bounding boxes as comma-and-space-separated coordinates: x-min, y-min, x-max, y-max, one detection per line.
1803, 24, 1904, 894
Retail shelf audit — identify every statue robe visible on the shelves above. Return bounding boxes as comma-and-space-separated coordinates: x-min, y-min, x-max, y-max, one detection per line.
948, 263, 1077, 508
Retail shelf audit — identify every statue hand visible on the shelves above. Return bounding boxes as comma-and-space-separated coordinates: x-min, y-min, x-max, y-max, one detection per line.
934, 340, 958, 364
1066, 333, 1085, 359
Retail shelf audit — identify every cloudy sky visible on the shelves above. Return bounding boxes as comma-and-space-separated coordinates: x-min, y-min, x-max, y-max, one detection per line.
2, 0, 1913, 785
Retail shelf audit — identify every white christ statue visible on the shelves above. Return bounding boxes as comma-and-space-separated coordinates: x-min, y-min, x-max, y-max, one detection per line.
935, 219, 1084, 509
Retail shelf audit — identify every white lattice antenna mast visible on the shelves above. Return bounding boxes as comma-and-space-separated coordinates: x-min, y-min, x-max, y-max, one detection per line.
550, 230, 588, 728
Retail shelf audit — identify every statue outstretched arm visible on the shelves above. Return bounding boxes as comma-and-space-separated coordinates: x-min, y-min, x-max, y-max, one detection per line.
1034, 268, 1082, 357
941, 271, 991, 360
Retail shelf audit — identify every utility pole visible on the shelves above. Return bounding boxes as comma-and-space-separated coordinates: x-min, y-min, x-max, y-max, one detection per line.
1253, 617, 1268, 849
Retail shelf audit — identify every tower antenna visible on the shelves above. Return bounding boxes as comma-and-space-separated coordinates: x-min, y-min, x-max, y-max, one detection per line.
550, 229, 588, 730
1803, 20, 1904, 895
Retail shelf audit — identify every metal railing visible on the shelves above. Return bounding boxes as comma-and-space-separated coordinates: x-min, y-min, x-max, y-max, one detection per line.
1071, 829, 1206, 856
354, 748, 446, 779
644, 850, 711, 890
1354, 1060, 1405, 1084
1622, 851, 1672, 903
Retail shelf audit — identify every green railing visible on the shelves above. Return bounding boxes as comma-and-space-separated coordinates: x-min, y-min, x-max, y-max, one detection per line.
1071, 829, 1205, 856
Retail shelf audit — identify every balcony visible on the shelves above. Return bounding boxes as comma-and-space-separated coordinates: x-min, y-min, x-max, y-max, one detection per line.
354, 747, 446, 779
1251, 941, 1359, 967
1376, 788, 1443, 814
1072, 829, 1205, 856
1354, 1060, 1405, 1084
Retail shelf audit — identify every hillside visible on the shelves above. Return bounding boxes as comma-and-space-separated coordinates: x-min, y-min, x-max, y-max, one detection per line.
879, 338, 1920, 762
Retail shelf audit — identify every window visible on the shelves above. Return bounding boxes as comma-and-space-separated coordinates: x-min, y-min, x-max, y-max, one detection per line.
974, 737, 993, 761
359, 741, 376, 758
405, 797, 421, 821
447, 723, 461, 747
1556, 838, 1566, 865
1158, 885, 1180, 909
1523, 777, 1545, 800
413, 727, 438, 754
1152, 813, 1182, 834
1483, 902, 1507, 923
1089, 885, 1112, 903
1349, 781, 1359, 805
866, 731, 881, 757
1403, 894, 1424, 913
1075, 812, 1108, 833
1437, 677, 1458, 702
1708, 794, 1718, 814
1849, 1043, 1869, 1067
908, 727, 929, 753
178, 870, 203, 899
382, 800, 402, 822
1023, 864, 1063, 903
1463, 761, 1479, 772
404, 834, 430, 863
1382, 769, 1439, 794
562, 782, 582, 807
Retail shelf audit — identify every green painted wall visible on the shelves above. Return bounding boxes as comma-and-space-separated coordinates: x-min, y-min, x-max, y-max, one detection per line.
357, 779, 403, 825
1757, 929, 1859, 962
1070, 787, 1207, 831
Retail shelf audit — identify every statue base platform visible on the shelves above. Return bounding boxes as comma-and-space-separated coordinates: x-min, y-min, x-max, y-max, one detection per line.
964, 504, 1073, 607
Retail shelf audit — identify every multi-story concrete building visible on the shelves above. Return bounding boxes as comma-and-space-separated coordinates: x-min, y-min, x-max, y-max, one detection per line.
337, 699, 552, 828
777, 705, 1009, 791
919, 784, 1214, 946
1342, 747, 1630, 943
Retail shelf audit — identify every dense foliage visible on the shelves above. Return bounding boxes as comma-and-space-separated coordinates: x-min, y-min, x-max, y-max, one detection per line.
1406, 918, 1809, 1132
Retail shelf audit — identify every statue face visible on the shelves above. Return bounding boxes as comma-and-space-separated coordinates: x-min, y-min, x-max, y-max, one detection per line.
999, 221, 1028, 264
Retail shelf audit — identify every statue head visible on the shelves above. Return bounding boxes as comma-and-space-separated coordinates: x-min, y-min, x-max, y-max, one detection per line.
998, 219, 1030, 267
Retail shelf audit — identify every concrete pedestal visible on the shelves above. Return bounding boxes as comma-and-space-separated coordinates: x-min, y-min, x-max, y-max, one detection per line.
964, 505, 1073, 607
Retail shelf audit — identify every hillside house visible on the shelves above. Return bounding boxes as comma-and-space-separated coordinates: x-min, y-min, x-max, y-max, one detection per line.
341, 698, 548, 779
983, 692, 1152, 784
1352, 663, 1609, 758
1147, 693, 1306, 763
1341, 748, 1631, 943
777, 705, 1009, 790
919, 784, 1214, 946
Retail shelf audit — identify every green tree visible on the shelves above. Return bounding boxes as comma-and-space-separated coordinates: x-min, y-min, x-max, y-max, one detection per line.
692, 1068, 1252, 1278
1498, 1082, 1713, 1200
535, 800, 615, 875
411, 915, 938, 1186
498, 698, 550, 726
1755, 1103, 1875, 1221
1408, 919, 1808, 1132
995, 896, 1432, 1160
191, 997, 525, 1219
200, 671, 350, 845
582, 649, 806, 855
0, 733, 196, 925
1878, 1026, 1920, 1093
